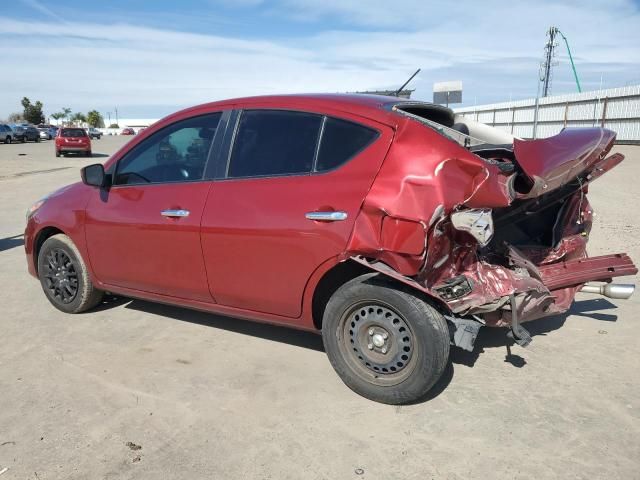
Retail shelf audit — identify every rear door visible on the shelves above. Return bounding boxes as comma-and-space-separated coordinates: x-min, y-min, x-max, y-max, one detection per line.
85, 112, 226, 301
201, 107, 394, 317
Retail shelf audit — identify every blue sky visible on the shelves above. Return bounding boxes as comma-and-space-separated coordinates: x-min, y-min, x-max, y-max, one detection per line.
1, 0, 639, 119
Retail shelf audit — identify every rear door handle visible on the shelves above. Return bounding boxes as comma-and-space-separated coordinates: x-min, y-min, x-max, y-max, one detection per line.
161, 209, 190, 218
305, 211, 348, 221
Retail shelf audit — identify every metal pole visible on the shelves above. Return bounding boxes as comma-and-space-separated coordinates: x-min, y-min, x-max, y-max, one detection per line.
533, 78, 542, 139
542, 27, 557, 97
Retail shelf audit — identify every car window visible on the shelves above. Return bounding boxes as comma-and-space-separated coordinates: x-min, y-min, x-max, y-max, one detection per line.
228, 110, 322, 178
114, 113, 221, 185
315, 118, 379, 172
61, 129, 87, 137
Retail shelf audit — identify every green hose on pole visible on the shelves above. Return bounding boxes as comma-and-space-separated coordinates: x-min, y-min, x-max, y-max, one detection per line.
558, 30, 582, 93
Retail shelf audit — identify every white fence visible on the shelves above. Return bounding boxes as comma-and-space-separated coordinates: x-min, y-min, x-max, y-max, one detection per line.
454, 84, 640, 143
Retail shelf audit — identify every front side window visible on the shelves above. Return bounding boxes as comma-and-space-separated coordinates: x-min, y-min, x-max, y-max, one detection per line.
228, 110, 323, 178
114, 113, 221, 185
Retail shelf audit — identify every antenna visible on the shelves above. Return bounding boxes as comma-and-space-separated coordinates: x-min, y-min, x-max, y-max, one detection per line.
394, 69, 421, 96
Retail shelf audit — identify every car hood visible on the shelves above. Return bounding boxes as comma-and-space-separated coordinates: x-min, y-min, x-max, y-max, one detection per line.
512, 128, 616, 198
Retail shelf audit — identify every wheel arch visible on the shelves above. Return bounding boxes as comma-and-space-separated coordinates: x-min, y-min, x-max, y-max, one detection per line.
310, 257, 449, 331
33, 226, 66, 274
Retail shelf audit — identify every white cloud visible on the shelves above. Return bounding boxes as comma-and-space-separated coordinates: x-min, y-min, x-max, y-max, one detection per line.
0, 0, 639, 118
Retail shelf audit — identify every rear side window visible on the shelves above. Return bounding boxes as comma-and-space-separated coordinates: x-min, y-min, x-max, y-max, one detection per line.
228, 110, 322, 178
61, 128, 86, 137
315, 118, 378, 172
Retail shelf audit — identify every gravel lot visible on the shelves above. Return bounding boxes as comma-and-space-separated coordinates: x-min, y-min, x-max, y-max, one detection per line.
0, 136, 638, 479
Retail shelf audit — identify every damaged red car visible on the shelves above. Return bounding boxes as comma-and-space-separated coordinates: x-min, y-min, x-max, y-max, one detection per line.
24, 94, 637, 404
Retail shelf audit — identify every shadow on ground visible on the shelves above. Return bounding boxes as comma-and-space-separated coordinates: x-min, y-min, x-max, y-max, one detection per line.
88, 294, 618, 404
0, 234, 24, 252
451, 297, 618, 368
94, 296, 326, 352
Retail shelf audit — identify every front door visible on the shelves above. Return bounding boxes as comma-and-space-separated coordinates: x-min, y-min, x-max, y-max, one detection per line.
201, 108, 393, 317
85, 112, 222, 302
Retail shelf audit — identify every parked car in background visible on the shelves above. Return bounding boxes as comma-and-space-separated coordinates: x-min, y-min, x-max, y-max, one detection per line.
55, 127, 92, 157
87, 127, 102, 139
24, 94, 637, 404
22, 126, 41, 142
0, 124, 14, 143
121, 128, 135, 135
12, 126, 26, 142
38, 126, 58, 140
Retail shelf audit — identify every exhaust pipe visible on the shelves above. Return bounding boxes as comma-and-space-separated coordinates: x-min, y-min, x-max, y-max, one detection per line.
580, 283, 635, 300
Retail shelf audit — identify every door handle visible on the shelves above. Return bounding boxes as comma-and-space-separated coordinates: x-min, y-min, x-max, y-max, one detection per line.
305, 211, 348, 221
161, 209, 190, 218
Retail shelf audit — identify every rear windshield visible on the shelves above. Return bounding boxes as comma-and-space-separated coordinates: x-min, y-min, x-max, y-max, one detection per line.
393, 104, 487, 148
61, 129, 86, 137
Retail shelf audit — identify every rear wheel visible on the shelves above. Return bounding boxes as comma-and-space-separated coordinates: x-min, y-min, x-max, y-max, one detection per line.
86, 150, 92, 157
36, 137, 40, 142
322, 273, 450, 404
37, 234, 103, 313
55, 150, 60, 157
5, 136, 11, 144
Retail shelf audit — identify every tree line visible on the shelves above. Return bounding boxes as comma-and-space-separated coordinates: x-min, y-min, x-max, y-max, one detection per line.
5, 97, 107, 128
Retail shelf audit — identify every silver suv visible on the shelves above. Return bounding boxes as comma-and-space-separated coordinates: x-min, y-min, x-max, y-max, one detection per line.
0, 124, 15, 143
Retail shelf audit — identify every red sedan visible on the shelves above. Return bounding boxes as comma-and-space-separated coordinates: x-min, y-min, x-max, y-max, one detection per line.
55, 127, 92, 157
24, 94, 636, 403
121, 128, 135, 135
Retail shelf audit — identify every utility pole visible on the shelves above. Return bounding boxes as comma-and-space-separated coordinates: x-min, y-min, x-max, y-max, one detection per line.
115, 107, 119, 126
541, 26, 559, 97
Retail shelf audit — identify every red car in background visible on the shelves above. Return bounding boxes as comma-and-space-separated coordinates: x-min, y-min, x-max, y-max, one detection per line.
25, 94, 637, 404
121, 128, 135, 135
55, 127, 92, 157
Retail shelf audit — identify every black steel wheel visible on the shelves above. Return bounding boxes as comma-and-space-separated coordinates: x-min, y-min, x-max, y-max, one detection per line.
339, 301, 417, 386
38, 234, 103, 313
322, 273, 450, 404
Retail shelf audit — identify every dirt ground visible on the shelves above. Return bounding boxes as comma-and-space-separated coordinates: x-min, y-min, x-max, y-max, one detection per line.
0, 136, 638, 479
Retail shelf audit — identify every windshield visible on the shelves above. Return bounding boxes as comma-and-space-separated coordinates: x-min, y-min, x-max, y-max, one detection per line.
61, 129, 87, 137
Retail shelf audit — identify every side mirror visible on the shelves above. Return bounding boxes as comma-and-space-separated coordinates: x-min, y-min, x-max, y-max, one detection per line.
81, 163, 107, 187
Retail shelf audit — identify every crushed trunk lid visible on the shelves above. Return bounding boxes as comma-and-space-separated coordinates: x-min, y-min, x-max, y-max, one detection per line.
512, 128, 616, 198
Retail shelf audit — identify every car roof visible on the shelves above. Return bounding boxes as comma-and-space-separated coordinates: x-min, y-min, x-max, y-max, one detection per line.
172, 93, 451, 128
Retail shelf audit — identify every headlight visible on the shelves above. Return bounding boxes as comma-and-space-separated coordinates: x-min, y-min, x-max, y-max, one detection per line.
451, 208, 494, 246
26, 197, 48, 220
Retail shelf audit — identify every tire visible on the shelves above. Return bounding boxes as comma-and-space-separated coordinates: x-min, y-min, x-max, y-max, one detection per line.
55, 150, 60, 157
322, 273, 450, 404
37, 234, 103, 313
21, 137, 26, 143
6, 136, 11, 144
36, 137, 40, 143
86, 150, 92, 157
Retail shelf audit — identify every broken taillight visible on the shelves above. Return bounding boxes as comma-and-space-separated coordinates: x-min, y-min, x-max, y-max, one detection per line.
451, 208, 494, 246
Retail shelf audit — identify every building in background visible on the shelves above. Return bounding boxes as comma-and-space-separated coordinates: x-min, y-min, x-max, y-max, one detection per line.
454, 84, 640, 143
101, 118, 159, 134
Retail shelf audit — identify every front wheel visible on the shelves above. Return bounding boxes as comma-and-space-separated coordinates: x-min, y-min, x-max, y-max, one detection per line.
37, 234, 103, 313
322, 273, 450, 404
5, 136, 11, 144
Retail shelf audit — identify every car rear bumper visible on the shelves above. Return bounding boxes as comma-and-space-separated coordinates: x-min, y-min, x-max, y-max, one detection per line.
58, 146, 90, 152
